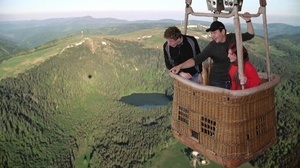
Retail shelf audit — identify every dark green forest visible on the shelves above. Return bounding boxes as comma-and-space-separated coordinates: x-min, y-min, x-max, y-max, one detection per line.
0, 37, 174, 167
0, 23, 300, 168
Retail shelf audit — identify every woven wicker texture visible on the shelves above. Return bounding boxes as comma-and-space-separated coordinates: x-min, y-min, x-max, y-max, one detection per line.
171, 73, 280, 167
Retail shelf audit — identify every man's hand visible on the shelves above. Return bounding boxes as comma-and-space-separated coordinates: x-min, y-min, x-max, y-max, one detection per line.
169, 66, 180, 74
241, 12, 251, 21
179, 72, 192, 79
198, 73, 203, 84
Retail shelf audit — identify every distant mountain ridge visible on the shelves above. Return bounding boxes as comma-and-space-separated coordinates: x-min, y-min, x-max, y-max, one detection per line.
0, 16, 299, 49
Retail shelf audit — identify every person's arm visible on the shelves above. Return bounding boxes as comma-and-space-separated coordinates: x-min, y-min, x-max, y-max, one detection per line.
187, 36, 202, 72
198, 73, 203, 84
243, 62, 260, 89
178, 71, 193, 79
170, 43, 210, 74
169, 58, 195, 74
193, 37, 202, 74
193, 38, 204, 84
245, 18, 254, 35
241, 12, 254, 35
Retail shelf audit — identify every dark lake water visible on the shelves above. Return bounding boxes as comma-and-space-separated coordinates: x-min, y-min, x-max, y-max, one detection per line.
119, 93, 171, 108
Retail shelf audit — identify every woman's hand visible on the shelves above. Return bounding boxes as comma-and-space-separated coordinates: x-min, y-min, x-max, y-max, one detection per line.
239, 75, 247, 85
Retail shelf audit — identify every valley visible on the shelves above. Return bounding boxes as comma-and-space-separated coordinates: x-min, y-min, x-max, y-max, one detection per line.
0, 18, 299, 167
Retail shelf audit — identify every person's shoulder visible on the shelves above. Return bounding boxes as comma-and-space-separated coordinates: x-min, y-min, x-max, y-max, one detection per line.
163, 41, 168, 46
226, 33, 236, 38
185, 35, 197, 40
226, 33, 238, 43
208, 40, 217, 46
163, 42, 168, 50
245, 60, 253, 66
185, 34, 194, 38
245, 61, 256, 69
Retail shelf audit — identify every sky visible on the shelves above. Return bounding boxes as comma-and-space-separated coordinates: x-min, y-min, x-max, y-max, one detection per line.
0, 0, 299, 26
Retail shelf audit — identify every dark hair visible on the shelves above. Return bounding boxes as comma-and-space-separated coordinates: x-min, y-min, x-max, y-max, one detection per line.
220, 28, 227, 34
227, 43, 249, 66
228, 43, 249, 85
164, 26, 182, 40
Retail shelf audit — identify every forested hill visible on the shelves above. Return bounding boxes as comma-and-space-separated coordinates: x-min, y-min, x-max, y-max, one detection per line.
0, 35, 26, 63
270, 33, 300, 57
0, 36, 173, 167
0, 24, 299, 167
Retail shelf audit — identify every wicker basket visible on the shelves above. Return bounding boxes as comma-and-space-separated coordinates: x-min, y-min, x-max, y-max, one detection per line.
170, 72, 280, 167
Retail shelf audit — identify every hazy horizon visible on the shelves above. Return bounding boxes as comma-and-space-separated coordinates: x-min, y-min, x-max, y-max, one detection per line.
1, 0, 300, 26
0, 10, 299, 27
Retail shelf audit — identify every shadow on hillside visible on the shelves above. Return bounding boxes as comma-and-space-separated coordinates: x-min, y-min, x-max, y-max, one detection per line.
119, 93, 171, 108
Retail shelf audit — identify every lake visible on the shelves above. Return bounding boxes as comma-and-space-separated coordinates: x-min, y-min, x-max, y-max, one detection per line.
119, 93, 171, 108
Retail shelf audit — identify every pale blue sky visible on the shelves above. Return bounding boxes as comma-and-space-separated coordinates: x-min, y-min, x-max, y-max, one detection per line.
0, 0, 299, 25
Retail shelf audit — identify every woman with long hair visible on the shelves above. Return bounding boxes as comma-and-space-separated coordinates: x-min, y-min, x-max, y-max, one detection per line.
227, 43, 260, 90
